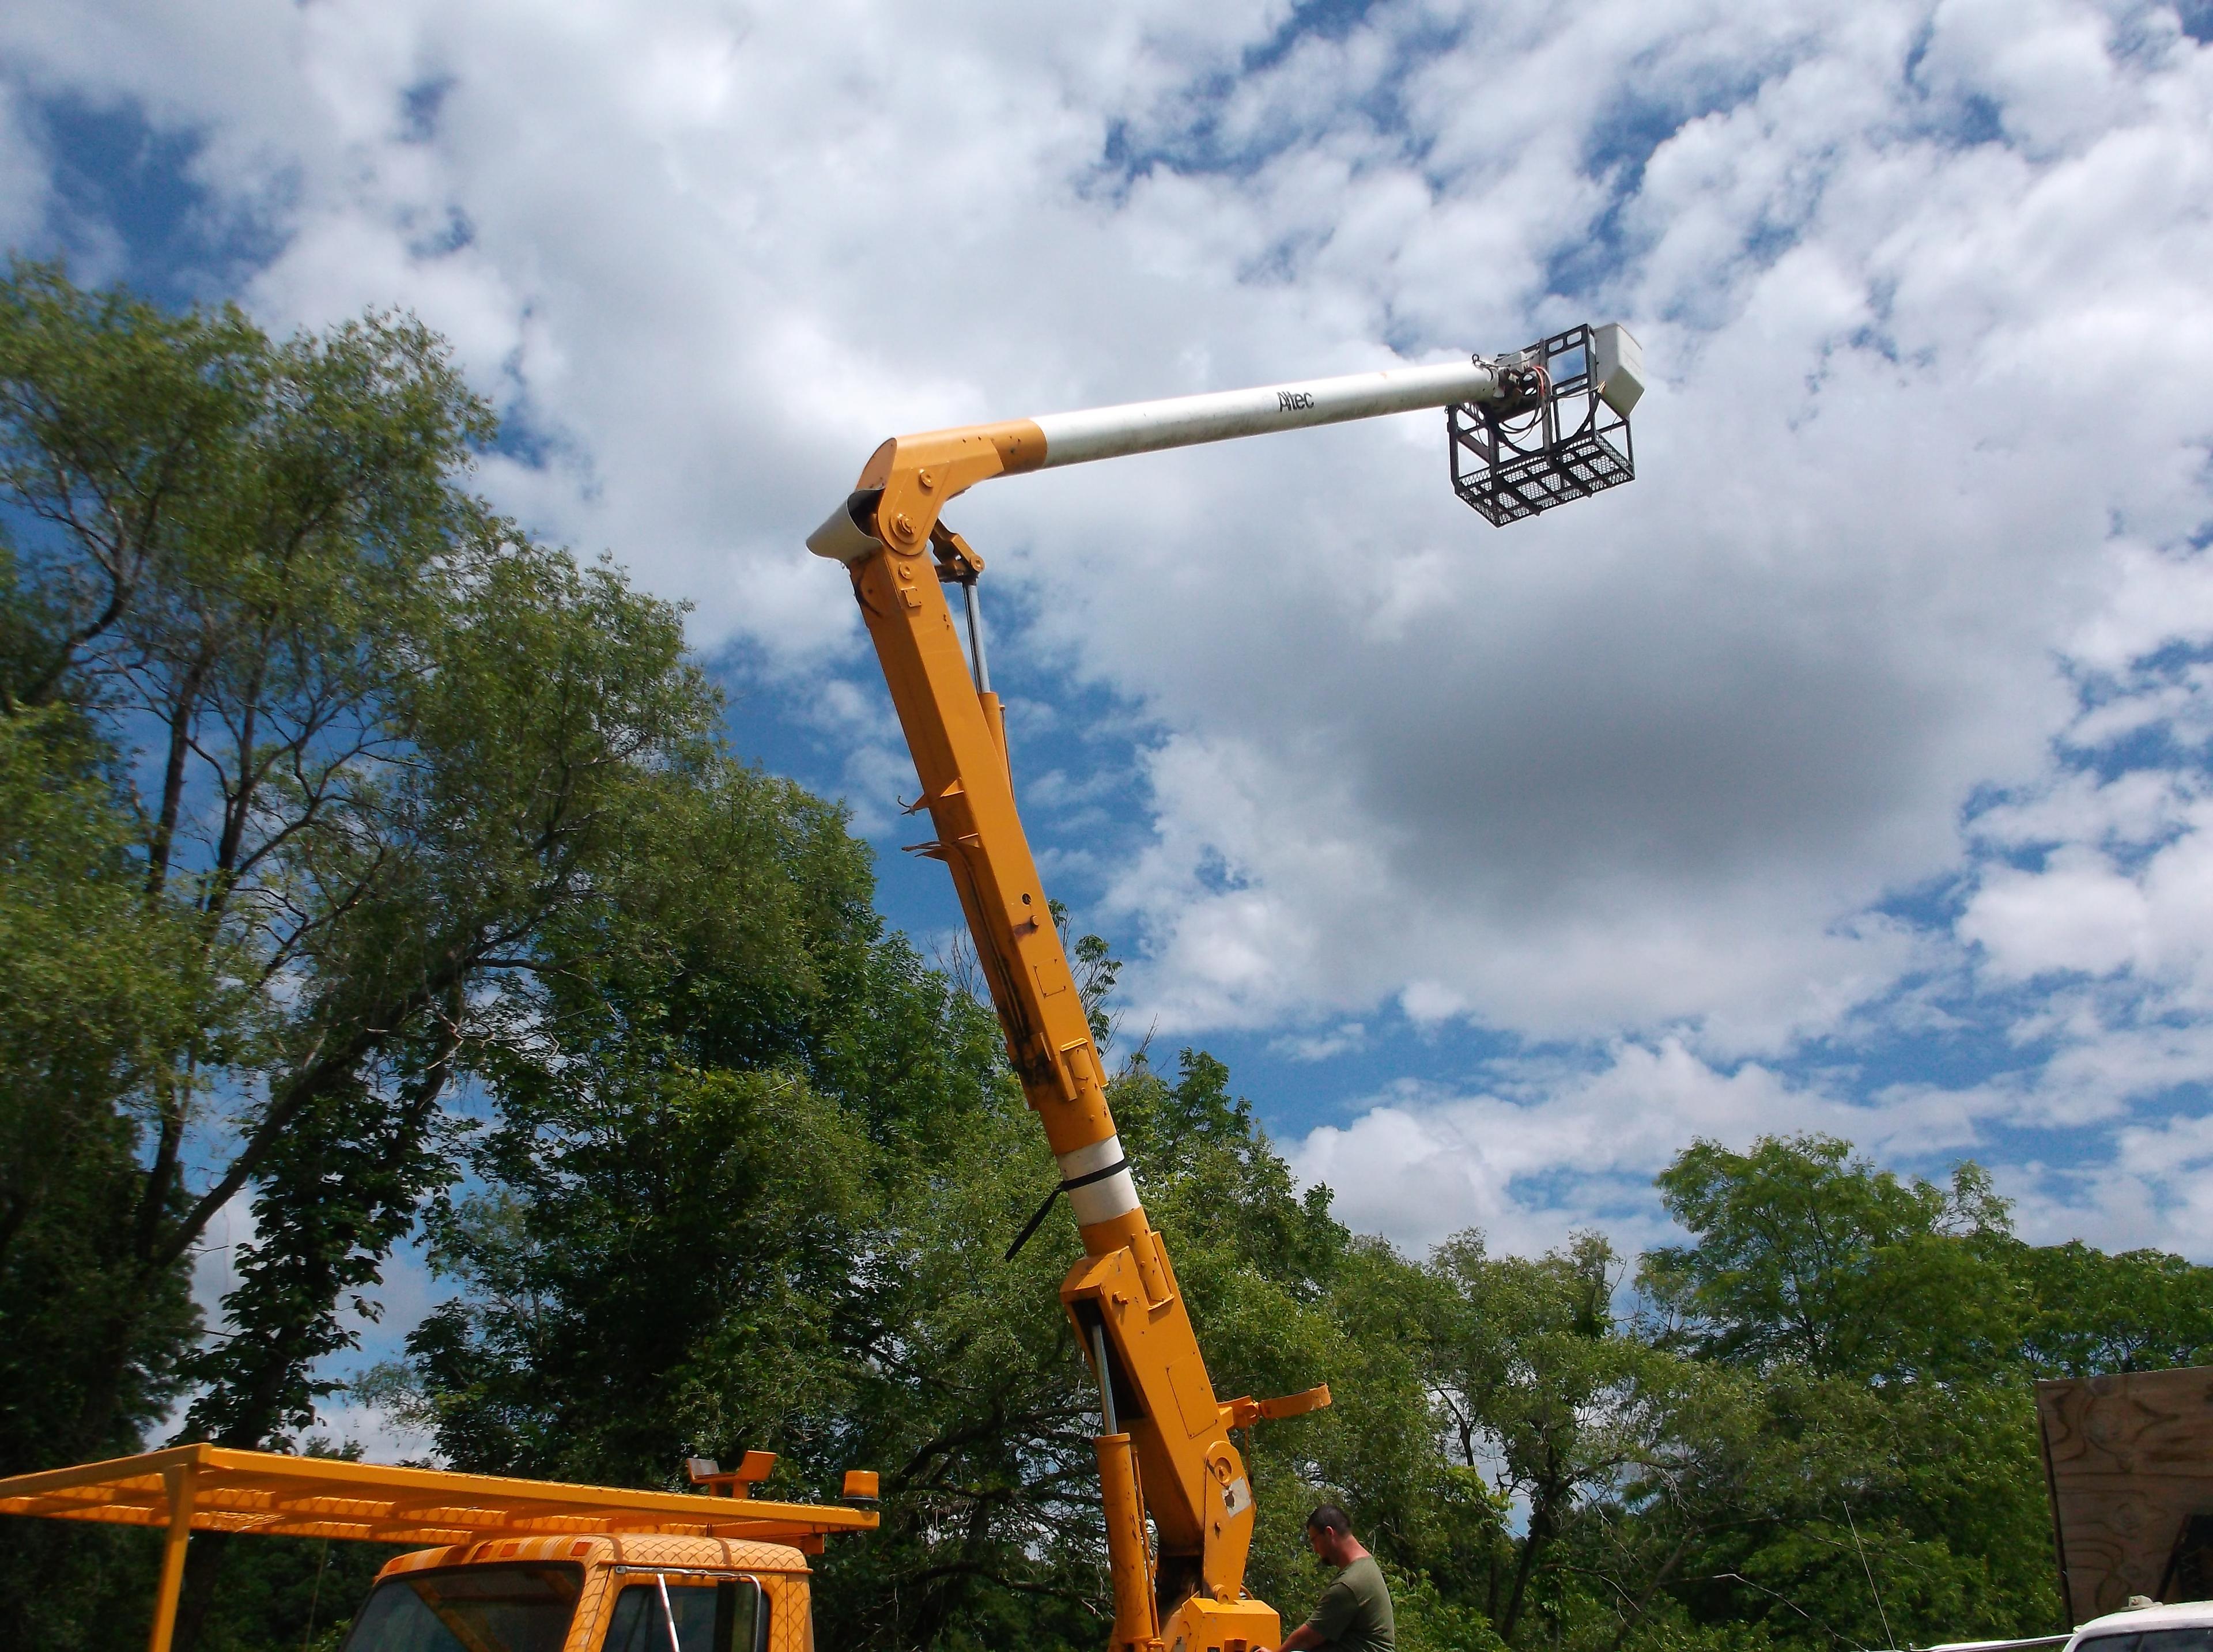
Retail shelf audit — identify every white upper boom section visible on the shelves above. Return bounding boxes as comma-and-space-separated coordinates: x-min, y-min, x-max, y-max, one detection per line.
806, 327, 1645, 562
1029, 357, 1507, 467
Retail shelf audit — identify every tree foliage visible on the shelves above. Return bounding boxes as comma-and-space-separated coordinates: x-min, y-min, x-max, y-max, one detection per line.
0, 258, 724, 1649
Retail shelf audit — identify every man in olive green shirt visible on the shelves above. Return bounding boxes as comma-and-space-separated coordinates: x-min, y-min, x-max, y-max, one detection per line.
1274, 1505, 1394, 1652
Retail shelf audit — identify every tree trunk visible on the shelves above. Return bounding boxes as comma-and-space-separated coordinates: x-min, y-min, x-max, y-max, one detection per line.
170, 1531, 232, 1652
1501, 1492, 1556, 1646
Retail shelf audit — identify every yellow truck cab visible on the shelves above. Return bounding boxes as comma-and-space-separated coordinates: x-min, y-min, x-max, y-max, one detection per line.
353, 1532, 816, 1652
0, 1443, 876, 1652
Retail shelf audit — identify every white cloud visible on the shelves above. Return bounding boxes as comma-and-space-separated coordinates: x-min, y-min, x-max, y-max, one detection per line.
10, 0, 2208, 1043
1962, 846, 2153, 980
1998, 1102, 2213, 1256
1286, 1035, 2213, 1263
7, 0, 2213, 1269
2071, 545, 2213, 677
1035, 2, 2213, 1052
1271, 1022, 1368, 1063
0, 83, 47, 248
1963, 796, 2213, 1002
1286, 1037, 1997, 1257
187, 1189, 253, 1326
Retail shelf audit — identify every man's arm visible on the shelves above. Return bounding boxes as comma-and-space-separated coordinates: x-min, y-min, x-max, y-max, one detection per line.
1278, 1625, 1326, 1652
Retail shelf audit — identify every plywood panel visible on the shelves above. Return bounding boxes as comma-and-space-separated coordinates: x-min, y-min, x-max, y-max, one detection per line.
2037, 1367, 2213, 1623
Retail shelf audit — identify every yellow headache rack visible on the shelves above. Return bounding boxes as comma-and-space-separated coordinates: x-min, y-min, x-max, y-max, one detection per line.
0, 1443, 877, 1652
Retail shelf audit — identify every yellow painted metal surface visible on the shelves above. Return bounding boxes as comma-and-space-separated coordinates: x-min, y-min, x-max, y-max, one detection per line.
376, 1533, 810, 1575
0, 1443, 877, 1546
1165, 1590, 1282, 1652
373, 1534, 815, 1652
1095, 1434, 1158, 1649
2, 1445, 870, 1652
824, 429, 1330, 1645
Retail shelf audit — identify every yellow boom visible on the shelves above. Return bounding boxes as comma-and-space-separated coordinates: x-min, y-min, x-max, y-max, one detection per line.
807, 334, 1642, 1652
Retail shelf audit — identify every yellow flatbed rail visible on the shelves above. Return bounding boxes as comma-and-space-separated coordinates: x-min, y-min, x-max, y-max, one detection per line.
0, 1443, 877, 1651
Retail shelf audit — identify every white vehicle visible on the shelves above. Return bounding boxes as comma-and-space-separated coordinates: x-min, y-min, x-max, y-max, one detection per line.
2060, 1600, 2213, 1652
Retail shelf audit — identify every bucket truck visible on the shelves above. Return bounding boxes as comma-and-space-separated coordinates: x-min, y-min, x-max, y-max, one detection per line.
806, 323, 1646, 1652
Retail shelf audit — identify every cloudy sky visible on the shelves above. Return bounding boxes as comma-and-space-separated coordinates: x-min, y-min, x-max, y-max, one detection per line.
7, 0, 2213, 1314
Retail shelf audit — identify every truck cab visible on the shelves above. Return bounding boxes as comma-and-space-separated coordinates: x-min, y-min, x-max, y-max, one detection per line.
345, 1533, 816, 1652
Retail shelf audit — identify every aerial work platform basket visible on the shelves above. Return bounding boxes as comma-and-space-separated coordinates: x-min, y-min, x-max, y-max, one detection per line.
1447, 322, 1638, 525
0, 1442, 878, 1652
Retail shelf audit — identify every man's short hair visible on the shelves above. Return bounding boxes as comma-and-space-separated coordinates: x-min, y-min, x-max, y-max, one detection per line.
1306, 1504, 1354, 1538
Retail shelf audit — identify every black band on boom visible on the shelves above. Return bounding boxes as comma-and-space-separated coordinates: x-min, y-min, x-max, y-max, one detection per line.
1003, 1158, 1132, 1262
1059, 1157, 1130, 1192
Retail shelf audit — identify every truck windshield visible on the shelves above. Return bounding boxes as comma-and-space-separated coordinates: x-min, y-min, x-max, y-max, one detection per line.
341, 1563, 582, 1652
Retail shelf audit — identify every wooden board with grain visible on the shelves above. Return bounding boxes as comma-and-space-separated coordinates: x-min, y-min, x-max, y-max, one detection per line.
2037, 1366, 2213, 1624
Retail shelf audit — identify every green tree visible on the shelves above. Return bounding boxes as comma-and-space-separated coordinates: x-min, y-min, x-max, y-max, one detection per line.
0, 701, 199, 1465
0, 258, 488, 1467
1425, 1230, 1652, 1643
0, 698, 201, 1650
0, 261, 729, 1649
2006, 1239, 2213, 1376
1641, 1135, 2021, 1383
1627, 1136, 2059, 1650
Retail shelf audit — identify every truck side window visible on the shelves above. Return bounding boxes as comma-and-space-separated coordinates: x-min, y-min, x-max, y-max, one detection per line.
601, 1578, 762, 1652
